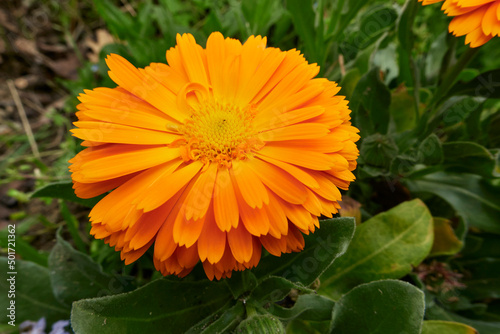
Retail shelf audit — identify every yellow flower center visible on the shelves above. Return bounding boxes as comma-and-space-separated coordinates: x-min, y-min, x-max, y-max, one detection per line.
174, 99, 263, 167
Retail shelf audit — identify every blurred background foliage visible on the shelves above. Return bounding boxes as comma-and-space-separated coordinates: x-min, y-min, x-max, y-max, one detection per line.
0, 0, 499, 333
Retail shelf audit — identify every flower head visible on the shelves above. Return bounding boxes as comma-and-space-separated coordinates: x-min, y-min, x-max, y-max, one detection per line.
69, 32, 359, 280
419, 0, 500, 47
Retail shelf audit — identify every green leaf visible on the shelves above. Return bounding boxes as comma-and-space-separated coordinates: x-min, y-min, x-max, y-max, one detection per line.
49, 229, 132, 306
429, 218, 463, 257
447, 69, 500, 99
330, 280, 425, 334
71, 278, 232, 334
339, 68, 361, 101
422, 320, 478, 334
286, 0, 319, 63
350, 67, 391, 136
31, 181, 104, 208
332, 0, 366, 38
59, 200, 86, 253
442, 142, 498, 178
241, 0, 284, 36
341, 4, 397, 62
224, 271, 258, 299
269, 294, 335, 322
425, 32, 448, 83
93, 0, 136, 41
235, 314, 285, 333
186, 301, 245, 334
390, 86, 419, 132
419, 134, 443, 166
249, 276, 313, 304
406, 172, 500, 234
397, 0, 420, 89
252, 217, 355, 287
0, 258, 69, 325
397, 0, 419, 53
319, 199, 434, 299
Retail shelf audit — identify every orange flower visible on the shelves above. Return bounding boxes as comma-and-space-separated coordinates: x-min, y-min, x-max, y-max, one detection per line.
419, 0, 500, 47
69, 32, 359, 280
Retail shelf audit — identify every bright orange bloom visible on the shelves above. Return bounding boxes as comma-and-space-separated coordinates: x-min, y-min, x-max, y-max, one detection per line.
419, 0, 500, 47
69, 32, 359, 280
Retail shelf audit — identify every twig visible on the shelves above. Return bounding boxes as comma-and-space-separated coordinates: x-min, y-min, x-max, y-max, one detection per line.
7, 79, 41, 160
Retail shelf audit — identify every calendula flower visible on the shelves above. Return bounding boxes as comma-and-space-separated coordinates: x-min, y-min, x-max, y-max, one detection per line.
419, 0, 500, 47
69, 32, 359, 280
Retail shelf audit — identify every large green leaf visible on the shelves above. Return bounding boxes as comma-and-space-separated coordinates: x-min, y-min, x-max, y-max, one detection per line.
49, 230, 133, 306
406, 172, 500, 234
319, 199, 434, 299
422, 320, 478, 334
252, 217, 355, 287
329, 280, 425, 334
71, 278, 233, 334
442, 142, 498, 178
0, 258, 69, 325
31, 181, 104, 208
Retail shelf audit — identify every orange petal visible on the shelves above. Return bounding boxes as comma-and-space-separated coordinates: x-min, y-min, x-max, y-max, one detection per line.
105, 54, 187, 122
136, 160, 204, 212
183, 163, 217, 221
227, 223, 253, 263
231, 160, 269, 208
197, 206, 226, 263
213, 168, 239, 231
247, 158, 308, 205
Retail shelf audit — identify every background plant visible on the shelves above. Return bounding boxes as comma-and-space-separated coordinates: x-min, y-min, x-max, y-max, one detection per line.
0, 0, 499, 333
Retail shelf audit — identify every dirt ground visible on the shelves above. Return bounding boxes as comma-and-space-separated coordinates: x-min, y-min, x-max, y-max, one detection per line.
0, 0, 106, 244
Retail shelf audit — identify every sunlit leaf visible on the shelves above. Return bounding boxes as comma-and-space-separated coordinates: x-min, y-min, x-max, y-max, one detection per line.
319, 199, 434, 299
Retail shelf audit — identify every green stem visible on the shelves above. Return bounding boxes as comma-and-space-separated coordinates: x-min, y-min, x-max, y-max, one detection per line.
431, 46, 480, 106
245, 302, 258, 318
60, 200, 86, 253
